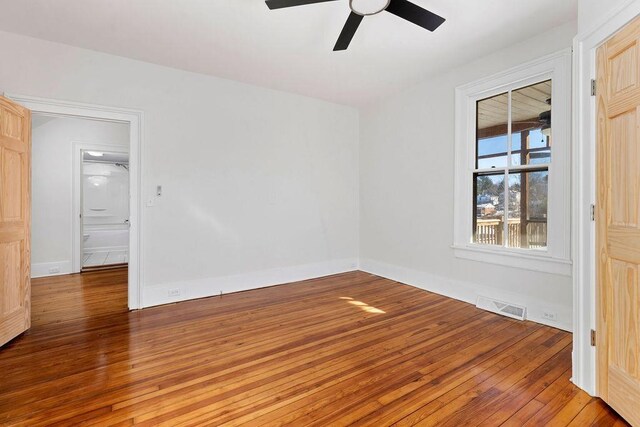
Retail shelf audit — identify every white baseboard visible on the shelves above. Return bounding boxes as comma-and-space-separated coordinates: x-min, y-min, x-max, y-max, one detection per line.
32, 260, 73, 278
359, 258, 572, 332
142, 258, 359, 308
34, 255, 570, 331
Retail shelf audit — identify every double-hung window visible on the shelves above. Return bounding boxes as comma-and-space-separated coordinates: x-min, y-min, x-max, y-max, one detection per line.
474, 80, 551, 249
453, 51, 572, 275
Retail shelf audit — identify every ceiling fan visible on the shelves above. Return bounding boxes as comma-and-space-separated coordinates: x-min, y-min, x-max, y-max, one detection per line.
512, 98, 552, 130
265, 0, 446, 51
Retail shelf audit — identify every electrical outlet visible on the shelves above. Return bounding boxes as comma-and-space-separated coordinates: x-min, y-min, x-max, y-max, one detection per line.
168, 288, 181, 297
542, 311, 557, 321
48, 267, 60, 274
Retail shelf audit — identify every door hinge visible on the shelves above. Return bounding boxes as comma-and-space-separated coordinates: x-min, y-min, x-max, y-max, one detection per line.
591, 329, 596, 346
590, 204, 595, 221
591, 79, 597, 96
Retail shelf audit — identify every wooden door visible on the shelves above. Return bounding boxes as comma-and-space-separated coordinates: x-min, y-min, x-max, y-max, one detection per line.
0, 96, 31, 347
596, 15, 640, 427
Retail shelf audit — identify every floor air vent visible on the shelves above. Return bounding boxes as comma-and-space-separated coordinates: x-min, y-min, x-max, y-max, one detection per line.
476, 296, 526, 321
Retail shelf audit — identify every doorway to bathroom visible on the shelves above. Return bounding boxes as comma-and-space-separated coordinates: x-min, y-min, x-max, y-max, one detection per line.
30, 115, 130, 279
80, 148, 130, 270
27, 112, 133, 323
9, 93, 143, 312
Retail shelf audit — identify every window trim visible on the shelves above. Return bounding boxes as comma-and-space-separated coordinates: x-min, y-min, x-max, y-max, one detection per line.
453, 49, 572, 276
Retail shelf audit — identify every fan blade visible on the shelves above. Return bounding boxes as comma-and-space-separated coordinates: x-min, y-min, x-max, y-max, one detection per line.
385, 0, 445, 31
266, 0, 338, 10
334, 12, 364, 51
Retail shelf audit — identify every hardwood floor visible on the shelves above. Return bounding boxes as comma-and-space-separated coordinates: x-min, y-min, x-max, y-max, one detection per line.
31, 268, 129, 326
0, 270, 629, 426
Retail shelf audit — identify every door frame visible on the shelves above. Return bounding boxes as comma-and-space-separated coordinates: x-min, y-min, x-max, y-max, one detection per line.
572, 0, 640, 396
73, 143, 130, 273
6, 93, 144, 310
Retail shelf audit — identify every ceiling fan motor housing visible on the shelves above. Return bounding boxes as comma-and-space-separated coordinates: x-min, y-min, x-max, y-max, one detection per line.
349, 0, 391, 16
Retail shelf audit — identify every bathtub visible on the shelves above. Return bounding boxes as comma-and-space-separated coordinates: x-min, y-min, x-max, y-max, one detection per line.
83, 224, 129, 253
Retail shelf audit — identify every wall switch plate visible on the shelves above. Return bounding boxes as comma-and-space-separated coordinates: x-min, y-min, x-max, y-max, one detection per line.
168, 288, 181, 297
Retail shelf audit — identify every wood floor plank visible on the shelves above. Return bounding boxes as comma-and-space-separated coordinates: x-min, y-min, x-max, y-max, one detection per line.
499, 368, 573, 426
129, 299, 482, 425
348, 328, 560, 426
393, 338, 572, 426
0, 269, 629, 426
567, 398, 610, 426
210, 315, 515, 427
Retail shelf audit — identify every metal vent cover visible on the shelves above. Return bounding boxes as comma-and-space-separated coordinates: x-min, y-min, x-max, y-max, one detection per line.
476, 296, 526, 321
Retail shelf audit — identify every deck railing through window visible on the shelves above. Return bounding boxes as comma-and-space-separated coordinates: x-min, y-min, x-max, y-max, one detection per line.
475, 219, 547, 248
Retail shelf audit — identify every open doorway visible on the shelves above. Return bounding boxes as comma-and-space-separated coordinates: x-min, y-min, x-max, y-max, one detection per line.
30, 114, 131, 322
80, 149, 130, 270
31, 116, 130, 276
6, 93, 142, 316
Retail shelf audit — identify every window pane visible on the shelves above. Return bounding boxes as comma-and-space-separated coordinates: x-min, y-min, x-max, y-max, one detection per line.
507, 170, 548, 249
474, 172, 505, 246
477, 92, 508, 169
511, 80, 551, 166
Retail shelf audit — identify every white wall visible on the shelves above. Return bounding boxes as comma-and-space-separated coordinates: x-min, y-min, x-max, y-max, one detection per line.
31, 116, 129, 277
3, 18, 584, 318
578, 0, 630, 32
358, 21, 577, 331
0, 30, 359, 304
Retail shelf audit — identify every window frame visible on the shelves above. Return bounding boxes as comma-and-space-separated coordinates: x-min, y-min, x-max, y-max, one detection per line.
453, 49, 572, 276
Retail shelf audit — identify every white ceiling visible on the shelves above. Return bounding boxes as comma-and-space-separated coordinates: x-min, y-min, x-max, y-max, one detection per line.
0, 0, 577, 107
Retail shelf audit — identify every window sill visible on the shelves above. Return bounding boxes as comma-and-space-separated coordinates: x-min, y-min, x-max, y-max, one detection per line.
452, 244, 572, 276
